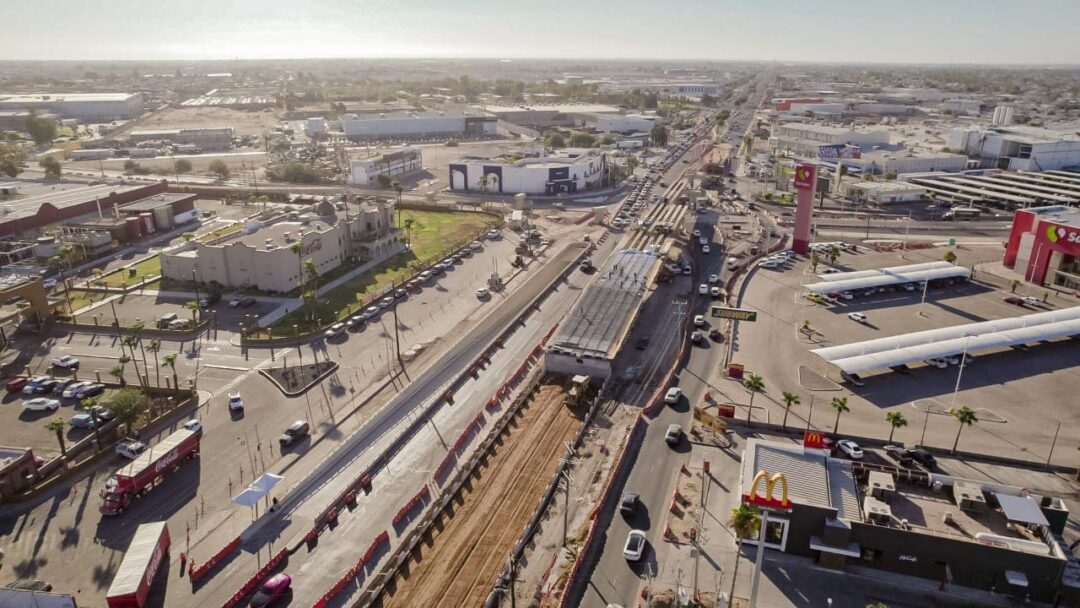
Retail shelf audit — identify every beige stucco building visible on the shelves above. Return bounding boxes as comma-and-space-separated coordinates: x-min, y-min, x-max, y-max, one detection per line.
161, 199, 401, 293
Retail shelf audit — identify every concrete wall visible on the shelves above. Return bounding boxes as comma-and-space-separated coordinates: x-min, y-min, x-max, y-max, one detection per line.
543, 351, 611, 379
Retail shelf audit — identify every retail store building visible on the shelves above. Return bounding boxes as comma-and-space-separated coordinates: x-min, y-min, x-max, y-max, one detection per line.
1003, 205, 1080, 290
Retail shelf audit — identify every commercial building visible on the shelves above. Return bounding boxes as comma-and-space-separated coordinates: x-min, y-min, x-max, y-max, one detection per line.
739, 438, 1080, 604
596, 81, 723, 98
0, 182, 167, 238
545, 249, 661, 379
341, 111, 495, 141
128, 127, 234, 150
0, 110, 57, 132
449, 150, 607, 196
775, 123, 891, 156
479, 104, 623, 130
837, 150, 969, 177
116, 192, 199, 231
348, 147, 423, 186
584, 113, 655, 134
161, 199, 401, 293
942, 99, 982, 115
947, 126, 1080, 171
843, 181, 926, 205
1004, 205, 1080, 290
0, 93, 143, 121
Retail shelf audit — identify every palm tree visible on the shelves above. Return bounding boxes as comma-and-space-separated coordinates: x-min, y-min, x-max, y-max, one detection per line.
162, 353, 179, 393
289, 241, 305, 305
478, 174, 489, 201
303, 258, 318, 319
392, 180, 403, 227
402, 218, 415, 247
132, 321, 149, 383
948, 406, 978, 454
943, 250, 958, 265
781, 391, 800, 431
827, 245, 840, 266
82, 396, 103, 447
885, 412, 908, 444
728, 503, 761, 540
743, 374, 765, 424
810, 252, 820, 273
831, 396, 850, 435
46, 418, 68, 458
121, 336, 145, 387
110, 364, 126, 388
146, 339, 162, 387
185, 300, 199, 323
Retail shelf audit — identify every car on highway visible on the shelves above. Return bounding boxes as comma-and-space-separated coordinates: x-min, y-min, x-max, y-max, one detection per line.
51, 355, 80, 370
710, 286, 722, 298
115, 440, 147, 459
279, 420, 310, 448
664, 424, 683, 446
619, 492, 639, 516
702, 245, 711, 254
623, 530, 647, 562
692, 229, 701, 237
835, 439, 864, 460
847, 312, 867, 324
698, 283, 708, 295
708, 273, 719, 284
23, 398, 60, 413
693, 314, 705, 327
251, 572, 293, 607
475, 287, 491, 299
229, 296, 256, 308
228, 393, 244, 412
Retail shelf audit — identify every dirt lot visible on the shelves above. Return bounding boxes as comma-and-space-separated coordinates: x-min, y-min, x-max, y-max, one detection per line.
379, 381, 585, 608
114, 106, 283, 138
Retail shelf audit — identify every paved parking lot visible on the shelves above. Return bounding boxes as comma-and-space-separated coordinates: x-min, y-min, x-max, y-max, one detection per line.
0, 374, 118, 459
729, 243, 1080, 466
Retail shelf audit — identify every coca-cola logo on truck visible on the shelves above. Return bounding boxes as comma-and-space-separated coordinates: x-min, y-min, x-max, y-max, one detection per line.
154, 449, 180, 474
145, 537, 166, 588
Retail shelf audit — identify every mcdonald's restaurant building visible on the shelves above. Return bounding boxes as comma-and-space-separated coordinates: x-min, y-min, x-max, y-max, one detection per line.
740, 439, 1080, 603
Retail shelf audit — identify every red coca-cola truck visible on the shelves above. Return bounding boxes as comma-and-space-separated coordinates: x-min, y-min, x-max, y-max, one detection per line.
100, 428, 200, 515
106, 521, 170, 608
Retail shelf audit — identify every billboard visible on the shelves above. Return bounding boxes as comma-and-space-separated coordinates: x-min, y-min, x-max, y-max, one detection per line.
817, 144, 861, 159
794, 163, 816, 191
710, 306, 758, 322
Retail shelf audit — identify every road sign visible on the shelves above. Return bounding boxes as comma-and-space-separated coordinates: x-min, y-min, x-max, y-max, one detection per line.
711, 306, 757, 322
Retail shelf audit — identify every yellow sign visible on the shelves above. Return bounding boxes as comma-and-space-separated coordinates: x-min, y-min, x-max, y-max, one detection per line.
743, 470, 792, 510
693, 406, 728, 434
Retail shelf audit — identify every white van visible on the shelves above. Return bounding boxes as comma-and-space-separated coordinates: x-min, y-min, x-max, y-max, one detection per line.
664, 387, 682, 404
726, 257, 739, 271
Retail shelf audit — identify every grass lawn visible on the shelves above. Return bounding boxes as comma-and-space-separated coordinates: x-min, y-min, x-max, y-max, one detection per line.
100, 255, 162, 287
255, 209, 498, 337
60, 289, 108, 316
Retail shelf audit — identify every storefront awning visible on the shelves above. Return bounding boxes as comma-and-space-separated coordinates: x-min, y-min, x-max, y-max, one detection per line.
809, 537, 861, 558
996, 493, 1049, 527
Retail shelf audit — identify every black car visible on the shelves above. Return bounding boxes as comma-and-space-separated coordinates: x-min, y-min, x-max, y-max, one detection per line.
908, 448, 937, 468
883, 445, 914, 467
34, 380, 59, 395
635, 336, 650, 350
619, 491, 639, 516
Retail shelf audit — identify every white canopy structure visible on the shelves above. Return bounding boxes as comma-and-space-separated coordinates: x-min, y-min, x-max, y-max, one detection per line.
811, 308, 1080, 374
816, 261, 954, 282
232, 473, 284, 507
807, 265, 971, 295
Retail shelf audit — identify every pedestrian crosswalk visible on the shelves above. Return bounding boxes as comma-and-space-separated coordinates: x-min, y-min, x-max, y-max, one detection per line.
208, 357, 273, 399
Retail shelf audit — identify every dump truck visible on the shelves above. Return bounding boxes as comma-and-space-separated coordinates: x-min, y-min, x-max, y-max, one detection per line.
106, 521, 170, 608
100, 429, 200, 515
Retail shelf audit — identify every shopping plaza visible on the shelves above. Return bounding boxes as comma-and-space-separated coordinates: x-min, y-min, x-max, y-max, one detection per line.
1004, 205, 1080, 291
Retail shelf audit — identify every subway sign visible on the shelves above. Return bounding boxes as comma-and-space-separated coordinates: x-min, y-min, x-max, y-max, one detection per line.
711, 306, 757, 322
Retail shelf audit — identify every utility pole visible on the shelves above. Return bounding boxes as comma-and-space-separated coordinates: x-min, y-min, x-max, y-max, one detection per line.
392, 282, 404, 371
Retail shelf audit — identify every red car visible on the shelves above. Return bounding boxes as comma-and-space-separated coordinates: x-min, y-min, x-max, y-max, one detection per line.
5, 377, 29, 393
251, 573, 292, 607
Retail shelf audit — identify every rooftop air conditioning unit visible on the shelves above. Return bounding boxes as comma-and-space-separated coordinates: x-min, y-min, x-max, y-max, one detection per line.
943, 512, 954, 525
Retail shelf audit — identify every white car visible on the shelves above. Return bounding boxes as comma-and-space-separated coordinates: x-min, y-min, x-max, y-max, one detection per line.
182, 420, 204, 434
378, 296, 394, 309
623, 529, 647, 561
702, 245, 711, 254
708, 273, 720, 284
364, 306, 380, 318
692, 229, 701, 238
115, 441, 147, 459
23, 398, 60, 412
698, 283, 708, 295
470, 240, 484, 251
710, 286, 722, 298
847, 312, 867, 324
486, 229, 500, 240
758, 260, 778, 269
51, 355, 80, 369
693, 314, 705, 327
227, 393, 244, 411
836, 439, 864, 460
63, 381, 92, 399
925, 358, 949, 369
1022, 296, 1042, 307
475, 288, 491, 299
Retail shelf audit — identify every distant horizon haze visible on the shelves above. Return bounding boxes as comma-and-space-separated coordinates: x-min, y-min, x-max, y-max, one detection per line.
4, 0, 1080, 64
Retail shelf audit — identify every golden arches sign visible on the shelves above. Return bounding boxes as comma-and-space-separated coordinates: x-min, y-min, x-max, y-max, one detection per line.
743, 470, 792, 510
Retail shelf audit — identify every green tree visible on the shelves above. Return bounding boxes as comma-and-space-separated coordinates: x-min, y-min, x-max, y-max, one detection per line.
781, 391, 800, 431
121, 336, 145, 387
700, 93, 716, 107
185, 300, 199, 323
650, 124, 669, 147
26, 110, 58, 146
0, 141, 24, 178
810, 252, 821, 273
948, 406, 978, 454
402, 218, 415, 247
123, 159, 140, 174
161, 353, 179, 392
106, 388, 149, 434
569, 132, 596, 148
392, 180, 403, 225
827, 245, 841, 266
81, 396, 104, 447
303, 259, 319, 314
282, 161, 318, 183
174, 158, 193, 176
728, 503, 761, 539
146, 339, 162, 387
289, 241, 305, 307
743, 374, 765, 424
39, 155, 61, 179
625, 155, 638, 175
885, 411, 908, 444
377, 173, 393, 189
110, 363, 126, 388
943, 250, 958, 265
546, 132, 566, 148
831, 396, 850, 434
46, 418, 68, 458
208, 159, 230, 180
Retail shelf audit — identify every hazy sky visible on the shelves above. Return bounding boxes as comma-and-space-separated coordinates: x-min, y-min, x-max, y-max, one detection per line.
6, 0, 1080, 64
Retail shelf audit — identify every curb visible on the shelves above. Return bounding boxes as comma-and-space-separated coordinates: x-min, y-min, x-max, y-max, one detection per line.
259, 362, 340, 397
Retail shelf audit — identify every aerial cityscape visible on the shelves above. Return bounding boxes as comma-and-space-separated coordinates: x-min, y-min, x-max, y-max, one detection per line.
2, 3, 1080, 608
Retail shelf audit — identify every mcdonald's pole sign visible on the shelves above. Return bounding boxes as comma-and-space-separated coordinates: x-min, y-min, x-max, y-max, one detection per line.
743, 470, 792, 511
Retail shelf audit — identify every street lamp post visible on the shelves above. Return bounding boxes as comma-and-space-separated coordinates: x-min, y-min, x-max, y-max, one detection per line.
950, 336, 971, 409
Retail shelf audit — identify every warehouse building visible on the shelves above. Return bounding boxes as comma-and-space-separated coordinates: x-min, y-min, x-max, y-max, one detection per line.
837, 150, 969, 177
0, 93, 143, 121
128, 127, 234, 150
341, 111, 495, 141
0, 182, 167, 238
947, 126, 1080, 172
584, 113, 655, 134
161, 199, 401, 293
348, 147, 423, 186
479, 104, 623, 130
738, 438, 1079, 604
449, 150, 607, 195
1003, 205, 1080, 290
0, 110, 57, 132
842, 181, 927, 205
775, 123, 891, 156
